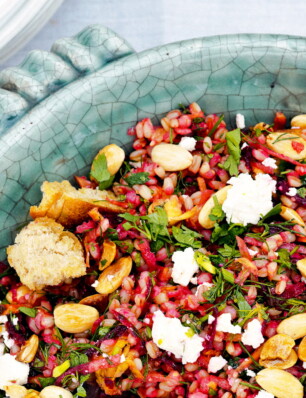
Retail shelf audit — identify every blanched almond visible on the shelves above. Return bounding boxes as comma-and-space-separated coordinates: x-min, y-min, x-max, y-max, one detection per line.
99, 239, 117, 270
291, 114, 306, 129
198, 185, 231, 228
151, 143, 193, 171
277, 313, 306, 339
298, 335, 306, 361
91, 144, 125, 178
280, 206, 305, 226
256, 368, 303, 398
259, 349, 298, 369
266, 132, 306, 160
40, 386, 73, 398
95, 256, 132, 295
16, 335, 39, 363
297, 258, 306, 278
3, 386, 28, 398
54, 303, 99, 333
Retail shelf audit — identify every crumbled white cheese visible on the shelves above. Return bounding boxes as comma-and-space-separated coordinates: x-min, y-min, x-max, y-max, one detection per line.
190, 277, 198, 285
236, 113, 245, 129
0, 354, 30, 388
216, 313, 242, 334
152, 310, 204, 364
179, 137, 197, 152
0, 316, 8, 324
208, 355, 228, 373
11, 317, 18, 326
222, 173, 276, 225
143, 318, 150, 324
255, 390, 274, 398
287, 187, 297, 196
246, 368, 256, 377
303, 362, 306, 369
241, 319, 264, 349
262, 157, 277, 169
171, 247, 199, 286
208, 315, 216, 325
248, 249, 257, 257
120, 354, 126, 363
91, 280, 99, 288
241, 142, 249, 149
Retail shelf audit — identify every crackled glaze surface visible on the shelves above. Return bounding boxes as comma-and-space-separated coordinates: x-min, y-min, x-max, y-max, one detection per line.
1, 30, 306, 259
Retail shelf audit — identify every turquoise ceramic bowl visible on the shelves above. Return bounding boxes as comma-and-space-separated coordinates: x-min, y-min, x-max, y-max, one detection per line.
1, 26, 306, 260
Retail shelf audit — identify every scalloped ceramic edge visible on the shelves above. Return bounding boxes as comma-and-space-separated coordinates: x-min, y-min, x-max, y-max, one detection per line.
1, 28, 306, 259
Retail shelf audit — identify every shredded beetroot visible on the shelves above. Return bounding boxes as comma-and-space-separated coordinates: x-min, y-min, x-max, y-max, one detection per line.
137, 239, 157, 269
278, 282, 306, 299
76, 220, 96, 234
55, 355, 121, 384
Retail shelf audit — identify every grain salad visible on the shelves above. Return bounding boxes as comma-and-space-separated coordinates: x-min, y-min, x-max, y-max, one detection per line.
1, 103, 306, 398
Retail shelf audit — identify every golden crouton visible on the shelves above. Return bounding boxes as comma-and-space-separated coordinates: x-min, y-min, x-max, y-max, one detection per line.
30, 180, 123, 228
7, 217, 87, 290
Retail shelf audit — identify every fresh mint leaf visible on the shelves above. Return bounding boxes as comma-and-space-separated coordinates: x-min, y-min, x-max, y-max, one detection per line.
19, 307, 37, 317
124, 172, 150, 186
235, 291, 251, 318
69, 352, 88, 367
90, 153, 111, 183
209, 196, 225, 222
223, 128, 241, 176
120, 213, 140, 223
172, 225, 202, 248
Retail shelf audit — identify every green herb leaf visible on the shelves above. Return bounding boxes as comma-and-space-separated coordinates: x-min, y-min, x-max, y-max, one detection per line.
223, 128, 241, 176
38, 377, 56, 389
90, 153, 115, 190
124, 172, 150, 186
19, 307, 37, 317
218, 244, 240, 259
298, 187, 306, 198
235, 291, 252, 318
209, 196, 225, 222
172, 225, 202, 248
221, 268, 235, 284
260, 203, 282, 222
194, 252, 216, 274
69, 352, 88, 367
208, 114, 224, 137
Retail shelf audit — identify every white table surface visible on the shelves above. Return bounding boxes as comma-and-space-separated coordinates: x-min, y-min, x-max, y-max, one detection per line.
2, 0, 306, 68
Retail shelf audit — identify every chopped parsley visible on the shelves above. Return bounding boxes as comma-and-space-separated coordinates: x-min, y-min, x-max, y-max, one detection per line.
90, 153, 115, 189
223, 128, 241, 176
124, 172, 150, 186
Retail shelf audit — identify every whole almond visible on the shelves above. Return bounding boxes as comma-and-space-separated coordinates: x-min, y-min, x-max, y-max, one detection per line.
280, 206, 305, 226
266, 132, 306, 160
291, 114, 306, 129
91, 144, 125, 178
99, 239, 117, 270
96, 256, 132, 295
16, 335, 39, 363
256, 368, 303, 398
40, 386, 73, 398
260, 334, 295, 360
297, 259, 306, 278
298, 335, 306, 361
151, 143, 193, 171
54, 303, 99, 333
277, 313, 306, 339
198, 185, 232, 228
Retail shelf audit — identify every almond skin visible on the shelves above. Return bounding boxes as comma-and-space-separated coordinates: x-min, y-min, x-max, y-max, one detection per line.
151, 143, 193, 171
280, 206, 305, 226
16, 335, 39, 363
297, 258, 306, 278
256, 368, 303, 398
